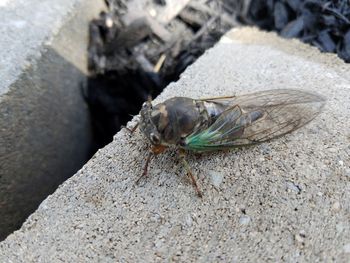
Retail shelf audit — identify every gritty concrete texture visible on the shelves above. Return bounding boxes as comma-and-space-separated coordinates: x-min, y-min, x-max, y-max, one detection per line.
0, 0, 106, 239
1, 27, 350, 262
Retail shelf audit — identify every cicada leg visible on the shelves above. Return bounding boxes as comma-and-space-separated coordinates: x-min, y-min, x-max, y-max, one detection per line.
198, 95, 236, 101
179, 149, 203, 198
122, 121, 139, 134
136, 151, 153, 184
135, 145, 167, 184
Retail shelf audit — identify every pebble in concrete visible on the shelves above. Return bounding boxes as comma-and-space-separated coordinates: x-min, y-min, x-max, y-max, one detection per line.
0, 27, 349, 262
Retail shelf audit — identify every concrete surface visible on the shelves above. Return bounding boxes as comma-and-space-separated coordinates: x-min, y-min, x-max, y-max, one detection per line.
0, 0, 106, 239
1, 27, 350, 262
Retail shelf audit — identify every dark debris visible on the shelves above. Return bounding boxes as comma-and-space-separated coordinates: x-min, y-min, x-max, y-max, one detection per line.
86, 0, 350, 150
86, 0, 239, 149
243, 0, 350, 61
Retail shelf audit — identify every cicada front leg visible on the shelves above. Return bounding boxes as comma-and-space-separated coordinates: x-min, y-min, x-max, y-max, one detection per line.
122, 121, 140, 135
135, 145, 167, 185
136, 151, 153, 184
179, 149, 203, 198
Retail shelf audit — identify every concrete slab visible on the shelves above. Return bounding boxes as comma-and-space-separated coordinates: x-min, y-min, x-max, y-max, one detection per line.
1, 27, 349, 262
0, 0, 106, 239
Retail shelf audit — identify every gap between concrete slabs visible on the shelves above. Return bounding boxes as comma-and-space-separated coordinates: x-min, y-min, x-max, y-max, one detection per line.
1, 27, 350, 262
0, 0, 106, 240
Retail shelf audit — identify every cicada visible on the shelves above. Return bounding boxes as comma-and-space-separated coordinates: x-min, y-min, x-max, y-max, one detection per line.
133, 89, 325, 197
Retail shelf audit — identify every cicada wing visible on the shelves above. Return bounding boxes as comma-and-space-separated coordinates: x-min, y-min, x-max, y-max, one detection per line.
202, 89, 325, 110
183, 105, 244, 151
184, 89, 326, 151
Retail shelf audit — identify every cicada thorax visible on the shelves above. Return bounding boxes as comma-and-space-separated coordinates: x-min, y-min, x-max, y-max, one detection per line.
150, 97, 205, 145
152, 97, 232, 145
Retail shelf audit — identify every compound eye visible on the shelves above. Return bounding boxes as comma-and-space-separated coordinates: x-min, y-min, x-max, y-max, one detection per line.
150, 132, 160, 144
142, 101, 152, 109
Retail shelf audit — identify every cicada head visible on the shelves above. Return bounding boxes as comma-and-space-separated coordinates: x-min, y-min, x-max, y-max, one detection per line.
140, 100, 164, 146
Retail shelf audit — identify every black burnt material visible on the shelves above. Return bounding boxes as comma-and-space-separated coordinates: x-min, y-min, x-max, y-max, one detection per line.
243, 0, 350, 61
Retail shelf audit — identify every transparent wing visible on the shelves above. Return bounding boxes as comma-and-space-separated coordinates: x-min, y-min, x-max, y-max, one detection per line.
184, 89, 326, 151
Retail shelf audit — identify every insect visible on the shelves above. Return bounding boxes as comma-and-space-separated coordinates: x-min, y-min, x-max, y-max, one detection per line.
132, 89, 326, 197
